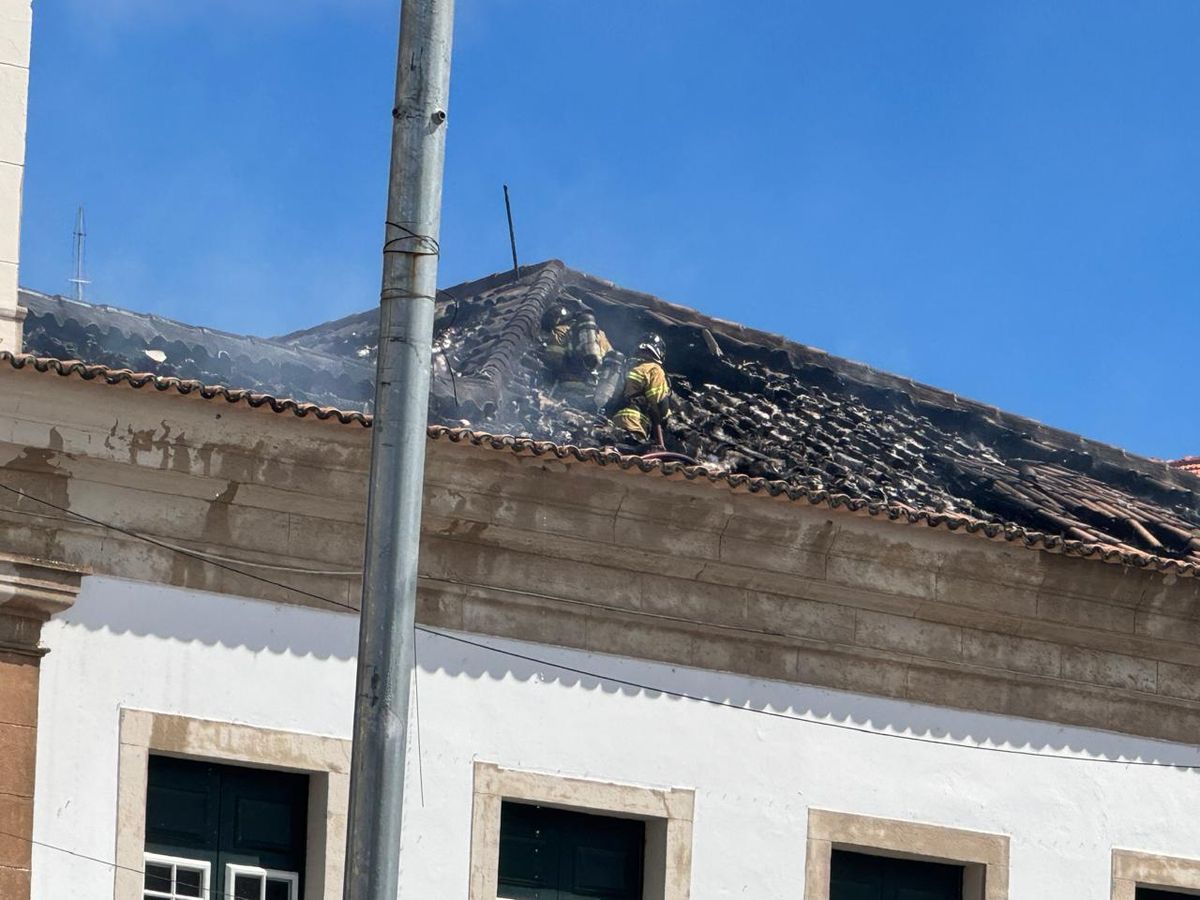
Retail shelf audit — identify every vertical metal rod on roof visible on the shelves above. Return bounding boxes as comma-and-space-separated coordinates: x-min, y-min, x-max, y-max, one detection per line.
343, 1, 454, 898
503, 183, 519, 278
69, 206, 90, 302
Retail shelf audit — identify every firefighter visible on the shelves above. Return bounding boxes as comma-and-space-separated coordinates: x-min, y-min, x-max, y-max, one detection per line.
540, 297, 582, 374
541, 297, 614, 405
609, 332, 671, 448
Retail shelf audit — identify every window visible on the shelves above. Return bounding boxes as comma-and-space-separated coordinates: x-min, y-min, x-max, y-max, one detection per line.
498, 801, 645, 899
805, 810, 1008, 900
116, 709, 350, 900
143, 755, 308, 900
143, 853, 211, 900
1138, 891, 1198, 899
227, 864, 300, 900
831, 850, 963, 900
469, 762, 694, 899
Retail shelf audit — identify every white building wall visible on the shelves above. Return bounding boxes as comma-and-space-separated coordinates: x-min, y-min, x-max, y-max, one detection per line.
32, 576, 1200, 899
0, 0, 30, 351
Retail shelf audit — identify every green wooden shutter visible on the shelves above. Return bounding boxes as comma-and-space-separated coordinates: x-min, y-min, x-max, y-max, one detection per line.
145, 755, 308, 899
831, 850, 963, 900
217, 764, 309, 874
498, 802, 645, 900
145, 756, 222, 877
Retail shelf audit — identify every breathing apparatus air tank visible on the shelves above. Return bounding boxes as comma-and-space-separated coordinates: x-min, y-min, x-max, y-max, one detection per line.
569, 311, 604, 373
593, 350, 626, 412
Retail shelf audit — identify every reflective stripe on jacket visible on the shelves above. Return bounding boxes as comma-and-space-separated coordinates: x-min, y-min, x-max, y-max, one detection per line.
615, 361, 669, 437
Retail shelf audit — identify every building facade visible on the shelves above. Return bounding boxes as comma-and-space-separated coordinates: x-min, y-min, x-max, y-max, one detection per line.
6, 6, 1200, 895
4, 356, 1200, 899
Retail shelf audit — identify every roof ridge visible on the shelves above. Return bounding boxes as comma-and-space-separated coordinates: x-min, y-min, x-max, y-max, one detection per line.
269, 259, 565, 344
446, 260, 567, 417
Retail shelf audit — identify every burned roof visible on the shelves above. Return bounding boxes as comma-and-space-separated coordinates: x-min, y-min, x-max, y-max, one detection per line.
19, 260, 1200, 565
19, 289, 375, 411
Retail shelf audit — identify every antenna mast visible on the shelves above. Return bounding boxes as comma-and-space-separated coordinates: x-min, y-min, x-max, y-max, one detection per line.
68, 206, 90, 302
503, 183, 519, 279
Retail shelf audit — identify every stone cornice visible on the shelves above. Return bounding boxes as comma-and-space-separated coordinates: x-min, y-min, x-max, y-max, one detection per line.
0, 555, 83, 655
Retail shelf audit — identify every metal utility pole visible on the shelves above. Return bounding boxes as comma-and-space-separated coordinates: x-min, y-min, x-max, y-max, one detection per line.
344, 1, 454, 898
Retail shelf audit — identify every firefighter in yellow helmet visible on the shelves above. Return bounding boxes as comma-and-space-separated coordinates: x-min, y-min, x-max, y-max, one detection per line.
609, 332, 671, 449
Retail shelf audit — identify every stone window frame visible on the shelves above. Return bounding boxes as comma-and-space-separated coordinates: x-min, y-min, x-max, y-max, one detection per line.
1112, 848, 1200, 898
804, 809, 1009, 900
114, 708, 351, 900
468, 761, 694, 900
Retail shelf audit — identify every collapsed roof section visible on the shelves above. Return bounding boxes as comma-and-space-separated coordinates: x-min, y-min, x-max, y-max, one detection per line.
19, 260, 1200, 563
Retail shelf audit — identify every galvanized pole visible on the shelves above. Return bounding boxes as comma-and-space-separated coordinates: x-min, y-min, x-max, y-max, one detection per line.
344, 1, 454, 898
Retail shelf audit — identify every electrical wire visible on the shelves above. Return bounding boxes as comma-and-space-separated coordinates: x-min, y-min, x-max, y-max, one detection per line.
0, 481, 356, 609
416, 573, 821, 642
413, 621, 427, 808
0, 828, 131, 874
127, 538, 360, 578
417, 626, 1200, 771
382, 220, 440, 257
0, 828, 254, 900
2, 478, 1199, 771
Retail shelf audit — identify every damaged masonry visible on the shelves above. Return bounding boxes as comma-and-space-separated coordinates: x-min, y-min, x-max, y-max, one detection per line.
14, 258, 1200, 566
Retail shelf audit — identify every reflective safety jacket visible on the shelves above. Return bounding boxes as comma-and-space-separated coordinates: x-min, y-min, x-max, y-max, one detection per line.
612, 360, 670, 440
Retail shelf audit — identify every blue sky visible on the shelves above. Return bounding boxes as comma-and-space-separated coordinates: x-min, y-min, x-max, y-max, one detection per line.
21, 1, 1200, 458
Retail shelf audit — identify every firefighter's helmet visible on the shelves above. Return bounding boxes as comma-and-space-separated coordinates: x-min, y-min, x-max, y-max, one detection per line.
541, 296, 585, 330
636, 332, 666, 364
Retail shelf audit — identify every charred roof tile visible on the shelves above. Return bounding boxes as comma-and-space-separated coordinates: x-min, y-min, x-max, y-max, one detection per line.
12, 260, 1200, 572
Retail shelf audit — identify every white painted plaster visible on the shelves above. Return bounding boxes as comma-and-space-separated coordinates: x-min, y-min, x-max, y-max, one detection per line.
0, 0, 30, 351
32, 576, 1200, 898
